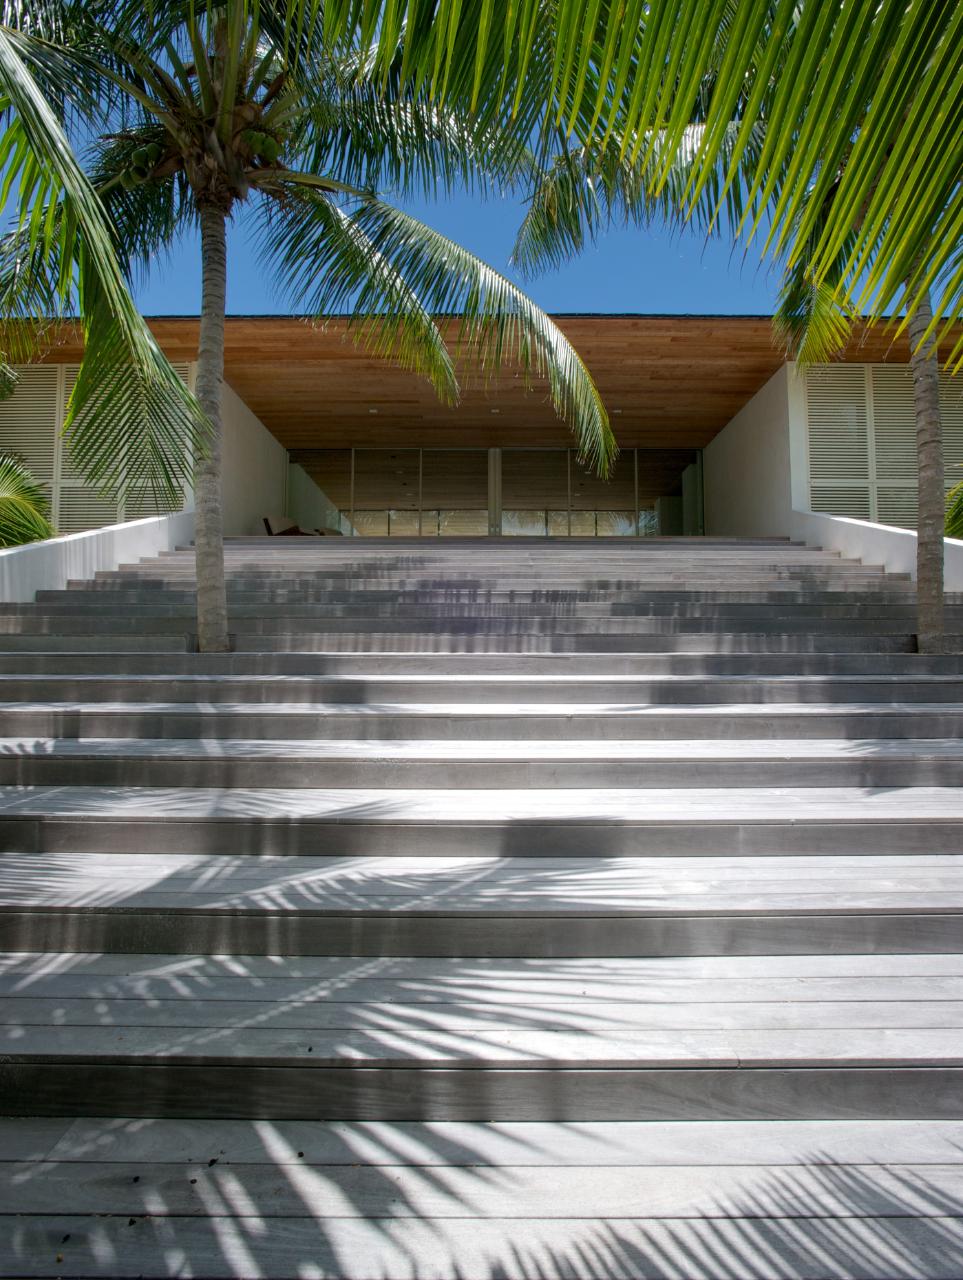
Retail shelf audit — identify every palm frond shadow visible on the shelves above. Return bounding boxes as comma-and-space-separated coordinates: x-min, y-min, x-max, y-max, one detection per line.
4, 1115, 963, 1277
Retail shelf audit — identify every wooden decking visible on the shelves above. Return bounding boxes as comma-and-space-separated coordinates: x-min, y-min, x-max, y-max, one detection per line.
1, 538, 962, 1277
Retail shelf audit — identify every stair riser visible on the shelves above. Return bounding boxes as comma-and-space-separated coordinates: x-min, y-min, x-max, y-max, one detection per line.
44, 588, 928, 604
5, 678, 960, 703
3, 709, 956, 738
2, 910, 960, 958
11, 603, 948, 621
0, 634, 921, 654
5, 757, 963, 789
1, 1063, 959, 1121
0, 616, 929, 635
0, 636, 190, 653
3, 653, 962, 675
3, 817, 961, 856
237, 634, 918, 653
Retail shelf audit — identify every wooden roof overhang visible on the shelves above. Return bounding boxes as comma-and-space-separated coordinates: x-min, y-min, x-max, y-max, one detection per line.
32, 314, 947, 453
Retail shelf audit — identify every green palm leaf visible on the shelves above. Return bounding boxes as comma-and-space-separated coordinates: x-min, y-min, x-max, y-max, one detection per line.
946, 480, 963, 541
353, 196, 616, 473
0, 451, 54, 546
0, 24, 208, 505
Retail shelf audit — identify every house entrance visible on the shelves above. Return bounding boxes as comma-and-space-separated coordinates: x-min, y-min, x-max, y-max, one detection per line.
295, 447, 702, 536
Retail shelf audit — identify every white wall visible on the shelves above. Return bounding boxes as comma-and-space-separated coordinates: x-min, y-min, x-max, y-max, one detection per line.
288, 462, 345, 534
0, 510, 195, 603
703, 365, 793, 537
219, 381, 288, 536
791, 509, 963, 592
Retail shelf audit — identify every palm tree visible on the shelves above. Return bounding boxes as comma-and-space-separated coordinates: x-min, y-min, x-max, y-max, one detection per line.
40, 0, 613, 652
0, 451, 53, 545
0, 6, 206, 509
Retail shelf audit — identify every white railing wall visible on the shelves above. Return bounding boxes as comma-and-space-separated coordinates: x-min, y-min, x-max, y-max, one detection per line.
790, 509, 963, 592
0, 510, 195, 603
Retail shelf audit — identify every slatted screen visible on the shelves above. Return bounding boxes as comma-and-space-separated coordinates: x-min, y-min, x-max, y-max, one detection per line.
806, 364, 963, 529
0, 363, 191, 535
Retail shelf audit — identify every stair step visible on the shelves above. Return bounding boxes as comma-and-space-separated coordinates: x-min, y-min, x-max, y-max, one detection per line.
2, 651, 961, 675
1, 950, 960, 1119
3, 672, 961, 704
5, 737, 963, 789
2, 785, 963, 857
5, 700, 962, 739
2, 854, 960, 955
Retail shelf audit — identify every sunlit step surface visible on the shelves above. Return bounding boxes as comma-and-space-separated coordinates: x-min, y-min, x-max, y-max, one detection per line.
1, 950, 961, 1120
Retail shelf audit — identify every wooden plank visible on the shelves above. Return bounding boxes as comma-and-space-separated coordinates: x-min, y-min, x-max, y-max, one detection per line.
3, 1024, 963, 1067
4, 996, 963, 1032
11, 1116, 963, 1169
2, 1063, 962, 1121
4, 1158, 963, 1219
4, 950, 959, 979
3, 1212, 963, 1279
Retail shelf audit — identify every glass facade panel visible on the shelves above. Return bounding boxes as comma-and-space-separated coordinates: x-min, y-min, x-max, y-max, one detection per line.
439, 509, 489, 536
424, 450, 489, 535
289, 448, 692, 537
596, 511, 637, 537
503, 509, 549, 536
548, 510, 597, 536
502, 450, 567, 536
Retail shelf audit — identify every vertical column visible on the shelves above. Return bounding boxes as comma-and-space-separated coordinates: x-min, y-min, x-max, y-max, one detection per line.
566, 450, 572, 537
417, 449, 424, 536
348, 448, 356, 535
488, 448, 502, 536
633, 449, 640, 537
51, 365, 66, 529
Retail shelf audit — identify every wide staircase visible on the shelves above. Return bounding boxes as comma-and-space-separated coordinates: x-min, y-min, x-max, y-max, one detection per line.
1, 536, 962, 1279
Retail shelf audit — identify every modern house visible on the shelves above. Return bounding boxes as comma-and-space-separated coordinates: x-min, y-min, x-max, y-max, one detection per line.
3, 314, 963, 565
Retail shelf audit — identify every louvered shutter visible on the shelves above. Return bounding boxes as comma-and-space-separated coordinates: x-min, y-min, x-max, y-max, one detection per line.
872, 366, 918, 527
806, 366, 871, 516
942, 377, 963, 499
0, 366, 60, 512
805, 363, 963, 530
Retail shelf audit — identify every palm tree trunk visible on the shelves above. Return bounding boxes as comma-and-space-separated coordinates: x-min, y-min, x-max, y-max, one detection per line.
193, 205, 230, 652
907, 288, 944, 654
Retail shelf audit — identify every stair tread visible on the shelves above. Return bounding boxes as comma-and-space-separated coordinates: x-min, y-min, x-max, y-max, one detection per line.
4, 698, 959, 714
4, 784, 963, 822
5, 1022, 963, 1066
3, 1211, 961, 1280
4, 852, 963, 913
1, 1113, 960, 1164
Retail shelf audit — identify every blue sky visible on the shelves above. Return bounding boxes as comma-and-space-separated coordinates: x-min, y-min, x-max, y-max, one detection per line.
132, 188, 782, 316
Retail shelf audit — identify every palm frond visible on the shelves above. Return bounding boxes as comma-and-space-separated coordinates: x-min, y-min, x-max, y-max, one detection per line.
0, 450, 54, 545
296, 80, 532, 201
255, 186, 457, 403
85, 126, 192, 285
773, 258, 856, 367
946, 479, 963, 540
0, 23, 208, 504
332, 1, 963, 368
349, 195, 616, 474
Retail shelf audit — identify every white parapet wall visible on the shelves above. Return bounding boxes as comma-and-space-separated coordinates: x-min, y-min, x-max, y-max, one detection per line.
791, 509, 963, 591
221, 382, 289, 536
703, 365, 795, 537
0, 509, 195, 602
